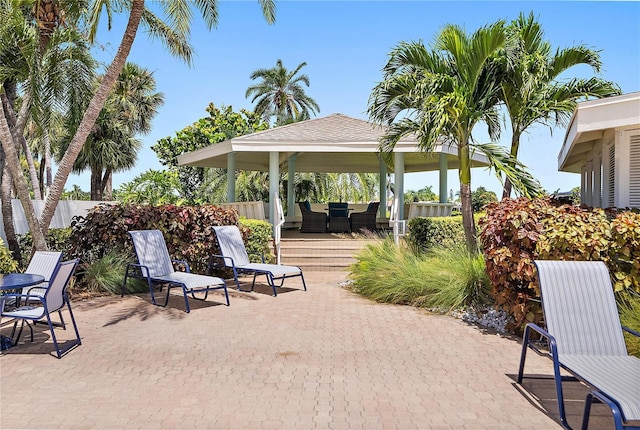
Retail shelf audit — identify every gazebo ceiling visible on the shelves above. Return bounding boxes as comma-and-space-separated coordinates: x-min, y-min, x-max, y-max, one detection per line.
177, 113, 489, 173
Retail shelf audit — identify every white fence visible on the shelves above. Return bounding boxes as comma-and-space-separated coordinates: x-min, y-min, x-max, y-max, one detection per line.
0, 199, 113, 242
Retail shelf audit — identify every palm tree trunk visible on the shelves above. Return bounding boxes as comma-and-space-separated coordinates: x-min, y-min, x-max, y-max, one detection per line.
1, 82, 48, 249
90, 168, 102, 200
2, 86, 42, 200
103, 168, 113, 200
1, 165, 22, 265
501, 132, 521, 200
44, 133, 52, 196
458, 143, 477, 253
21, 137, 42, 200
0, 101, 47, 251
39, 0, 145, 235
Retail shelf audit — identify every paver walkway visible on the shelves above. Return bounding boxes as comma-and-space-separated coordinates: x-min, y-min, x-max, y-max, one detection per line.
0, 271, 614, 429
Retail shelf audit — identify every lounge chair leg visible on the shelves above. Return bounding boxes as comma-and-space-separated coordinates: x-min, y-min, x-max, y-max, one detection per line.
583, 391, 626, 430
269, 274, 277, 297
222, 284, 230, 306
300, 272, 307, 291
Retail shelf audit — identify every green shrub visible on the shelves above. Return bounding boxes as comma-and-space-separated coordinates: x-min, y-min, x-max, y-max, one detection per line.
610, 212, 640, 293
17, 228, 73, 268
407, 216, 465, 251
240, 218, 274, 263
0, 238, 18, 273
349, 237, 490, 311
619, 295, 640, 358
407, 213, 484, 252
77, 250, 147, 295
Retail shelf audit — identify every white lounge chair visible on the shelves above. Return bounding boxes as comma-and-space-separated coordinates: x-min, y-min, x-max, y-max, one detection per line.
210, 225, 306, 296
518, 260, 640, 429
122, 230, 229, 312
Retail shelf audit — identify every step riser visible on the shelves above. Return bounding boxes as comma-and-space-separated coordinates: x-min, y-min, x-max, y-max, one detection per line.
277, 238, 373, 271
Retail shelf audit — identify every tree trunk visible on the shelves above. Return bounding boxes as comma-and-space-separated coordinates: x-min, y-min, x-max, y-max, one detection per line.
0, 101, 47, 250
90, 167, 103, 200
458, 143, 477, 253
44, 132, 52, 196
21, 136, 42, 200
1, 165, 22, 265
1, 85, 40, 199
501, 132, 521, 200
39, 0, 145, 235
103, 168, 113, 200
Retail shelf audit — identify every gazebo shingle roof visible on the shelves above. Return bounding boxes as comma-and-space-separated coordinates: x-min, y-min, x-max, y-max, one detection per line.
232, 113, 414, 143
178, 113, 487, 173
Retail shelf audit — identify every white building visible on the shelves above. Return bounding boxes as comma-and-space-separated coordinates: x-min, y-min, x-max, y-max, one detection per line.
559, 92, 640, 208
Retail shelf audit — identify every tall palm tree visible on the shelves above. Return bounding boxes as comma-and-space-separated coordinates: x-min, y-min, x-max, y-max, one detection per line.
246, 59, 320, 125
499, 12, 620, 198
0, 0, 276, 250
369, 22, 541, 252
72, 63, 163, 200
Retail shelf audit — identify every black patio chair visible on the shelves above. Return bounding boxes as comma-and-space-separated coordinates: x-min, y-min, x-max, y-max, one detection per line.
350, 202, 380, 232
298, 201, 327, 233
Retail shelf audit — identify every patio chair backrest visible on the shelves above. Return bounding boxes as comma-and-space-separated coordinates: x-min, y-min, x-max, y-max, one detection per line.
534, 260, 628, 357
365, 202, 380, 213
213, 226, 251, 267
25, 251, 62, 282
328, 202, 349, 218
43, 259, 79, 312
129, 230, 175, 277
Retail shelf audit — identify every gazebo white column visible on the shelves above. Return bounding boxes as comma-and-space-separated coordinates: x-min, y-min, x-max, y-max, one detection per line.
269, 151, 279, 228
439, 153, 448, 203
287, 154, 297, 217
227, 152, 236, 202
378, 156, 387, 218
394, 152, 405, 219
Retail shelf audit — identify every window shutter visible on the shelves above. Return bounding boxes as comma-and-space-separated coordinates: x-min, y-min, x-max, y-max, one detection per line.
629, 133, 640, 208
608, 144, 615, 208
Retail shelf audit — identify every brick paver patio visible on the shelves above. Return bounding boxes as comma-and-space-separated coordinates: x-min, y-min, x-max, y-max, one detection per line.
0, 271, 616, 429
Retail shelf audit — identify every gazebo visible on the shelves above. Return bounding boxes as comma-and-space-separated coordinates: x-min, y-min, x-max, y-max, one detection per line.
177, 113, 489, 222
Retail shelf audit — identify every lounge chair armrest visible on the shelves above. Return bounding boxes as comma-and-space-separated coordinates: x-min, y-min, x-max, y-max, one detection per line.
125, 263, 151, 279
171, 259, 190, 273
622, 325, 640, 338
524, 322, 559, 359
208, 254, 235, 271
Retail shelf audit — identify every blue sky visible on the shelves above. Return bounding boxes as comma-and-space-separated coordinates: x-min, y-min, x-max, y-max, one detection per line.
75, 0, 640, 198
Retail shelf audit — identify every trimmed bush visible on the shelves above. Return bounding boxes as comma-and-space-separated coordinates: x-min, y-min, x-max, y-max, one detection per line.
240, 218, 274, 263
407, 213, 485, 251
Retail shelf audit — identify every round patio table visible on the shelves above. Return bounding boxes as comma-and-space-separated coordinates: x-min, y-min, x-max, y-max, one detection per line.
0, 273, 45, 291
0, 273, 45, 351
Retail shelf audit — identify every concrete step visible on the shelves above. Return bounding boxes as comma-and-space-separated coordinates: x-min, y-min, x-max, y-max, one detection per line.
278, 237, 375, 271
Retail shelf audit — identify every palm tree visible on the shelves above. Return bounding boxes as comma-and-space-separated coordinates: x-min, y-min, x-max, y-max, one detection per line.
368, 22, 541, 252
73, 63, 163, 200
499, 12, 621, 199
246, 59, 320, 125
0, 0, 276, 250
